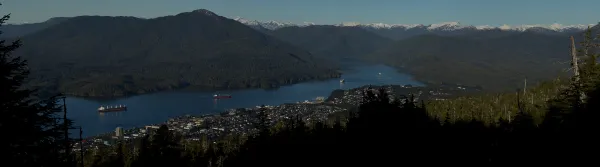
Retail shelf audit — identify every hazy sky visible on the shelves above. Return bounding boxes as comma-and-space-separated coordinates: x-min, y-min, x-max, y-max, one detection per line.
1, 0, 599, 26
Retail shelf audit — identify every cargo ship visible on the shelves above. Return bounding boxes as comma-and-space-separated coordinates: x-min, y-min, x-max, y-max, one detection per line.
213, 94, 232, 99
98, 105, 127, 112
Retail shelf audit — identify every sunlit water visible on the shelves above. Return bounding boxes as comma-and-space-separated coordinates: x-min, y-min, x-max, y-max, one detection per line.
66, 63, 422, 137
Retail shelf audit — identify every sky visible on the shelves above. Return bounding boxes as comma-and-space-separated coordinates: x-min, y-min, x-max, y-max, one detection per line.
1, 0, 599, 26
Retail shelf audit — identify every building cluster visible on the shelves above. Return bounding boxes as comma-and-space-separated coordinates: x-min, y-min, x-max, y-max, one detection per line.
327, 84, 481, 106
77, 101, 346, 150
73, 84, 479, 151
73, 124, 162, 151
328, 85, 397, 106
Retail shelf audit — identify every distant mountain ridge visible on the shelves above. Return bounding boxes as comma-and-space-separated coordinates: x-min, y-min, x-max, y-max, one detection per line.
366, 32, 573, 91
6, 16, 595, 40
0, 17, 70, 38
267, 25, 393, 60
233, 17, 594, 32
234, 17, 594, 40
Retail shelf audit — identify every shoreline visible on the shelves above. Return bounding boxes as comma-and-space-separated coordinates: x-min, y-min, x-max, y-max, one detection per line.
75, 83, 482, 152
64, 74, 342, 100
79, 83, 481, 138
81, 97, 342, 140
77, 84, 383, 138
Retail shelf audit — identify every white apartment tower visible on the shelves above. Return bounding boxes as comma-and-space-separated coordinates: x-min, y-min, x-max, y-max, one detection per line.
115, 127, 124, 138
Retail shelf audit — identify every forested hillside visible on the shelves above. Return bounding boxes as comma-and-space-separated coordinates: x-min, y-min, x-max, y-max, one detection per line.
361, 25, 574, 40
426, 78, 567, 125
15, 9, 340, 98
368, 32, 571, 91
268, 25, 393, 60
0, 17, 70, 38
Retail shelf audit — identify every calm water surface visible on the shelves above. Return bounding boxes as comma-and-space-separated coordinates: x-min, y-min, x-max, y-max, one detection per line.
67, 63, 422, 137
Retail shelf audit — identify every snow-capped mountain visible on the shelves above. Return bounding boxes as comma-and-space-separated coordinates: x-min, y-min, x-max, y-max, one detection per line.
233, 17, 308, 30
232, 17, 594, 33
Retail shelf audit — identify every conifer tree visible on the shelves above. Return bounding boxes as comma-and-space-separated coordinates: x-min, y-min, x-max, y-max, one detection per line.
113, 142, 125, 167
0, 4, 73, 167
578, 28, 600, 94
256, 105, 270, 136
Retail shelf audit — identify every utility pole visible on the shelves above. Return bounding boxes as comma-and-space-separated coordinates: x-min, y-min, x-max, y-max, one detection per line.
570, 36, 586, 102
517, 89, 523, 113
62, 96, 71, 165
78, 126, 84, 167
68, 126, 85, 167
570, 36, 580, 83
523, 77, 527, 95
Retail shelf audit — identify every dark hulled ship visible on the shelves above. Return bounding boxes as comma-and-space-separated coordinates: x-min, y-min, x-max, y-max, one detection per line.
98, 105, 127, 112
213, 94, 232, 99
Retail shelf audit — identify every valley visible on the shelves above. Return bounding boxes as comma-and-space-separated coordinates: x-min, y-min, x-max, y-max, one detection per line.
4, 10, 597, 97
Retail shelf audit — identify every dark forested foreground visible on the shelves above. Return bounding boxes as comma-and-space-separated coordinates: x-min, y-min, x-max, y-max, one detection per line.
82, 82, 600, 166
0, 12, 74, 167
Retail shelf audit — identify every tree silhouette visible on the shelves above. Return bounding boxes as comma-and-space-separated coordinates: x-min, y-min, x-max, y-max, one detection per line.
0, 5, 74, 167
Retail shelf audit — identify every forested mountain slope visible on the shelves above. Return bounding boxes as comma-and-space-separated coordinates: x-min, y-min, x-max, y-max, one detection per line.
268, 25, 393, 60
0, 17, 70, 38
15, 9, 340, 97
369, 33, 571, 91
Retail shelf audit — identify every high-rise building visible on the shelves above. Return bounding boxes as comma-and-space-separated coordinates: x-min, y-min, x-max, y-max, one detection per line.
115, 127, 124, 138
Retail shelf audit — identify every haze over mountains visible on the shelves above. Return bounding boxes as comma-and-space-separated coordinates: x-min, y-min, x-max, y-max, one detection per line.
235, 16, 594, 32
2, 9, 598, 97
7, 15, 595, 39
1, 17, 70, 38
235, 17, 596, 39
236, 17, 597, 90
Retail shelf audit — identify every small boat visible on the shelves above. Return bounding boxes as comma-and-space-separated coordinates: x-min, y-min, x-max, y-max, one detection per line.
98, 105, 127, 112
340, 79, 345, 83
213, 94, 232, 99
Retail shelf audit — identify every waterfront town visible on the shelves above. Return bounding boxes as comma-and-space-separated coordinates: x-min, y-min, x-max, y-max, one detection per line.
72, 84, 480, 151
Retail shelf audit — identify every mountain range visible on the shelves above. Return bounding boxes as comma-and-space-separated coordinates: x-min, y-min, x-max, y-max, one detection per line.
2, 9, 597, 96
1, 17, 71, 38
234, 17, 595, 39
9, 9, 340, 97
234, 17, 594, 32
7, 16, 595, 39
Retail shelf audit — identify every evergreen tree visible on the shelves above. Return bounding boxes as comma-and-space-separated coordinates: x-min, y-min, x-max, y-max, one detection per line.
256, 105, 270, 136
113, 143, 125, 167
0, 5, 73, 167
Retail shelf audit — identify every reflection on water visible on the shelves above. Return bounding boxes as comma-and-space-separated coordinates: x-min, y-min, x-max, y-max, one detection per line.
98, 112, 123, 118
213, 99, 218, 111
